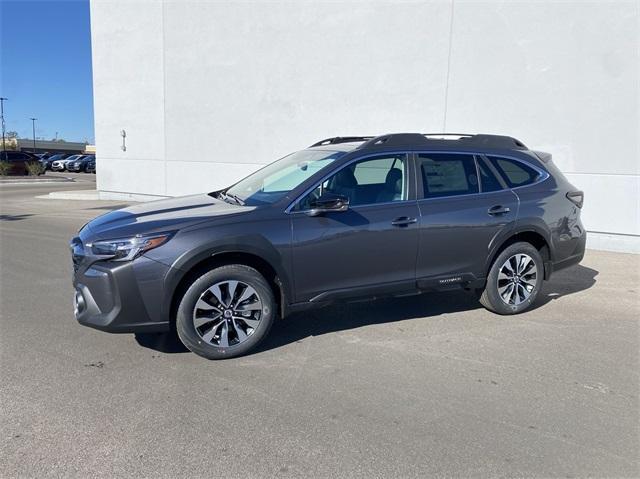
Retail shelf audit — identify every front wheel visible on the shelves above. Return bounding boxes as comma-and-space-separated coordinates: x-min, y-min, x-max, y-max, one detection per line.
176, 265, 276, 359
479, 242, 543, 315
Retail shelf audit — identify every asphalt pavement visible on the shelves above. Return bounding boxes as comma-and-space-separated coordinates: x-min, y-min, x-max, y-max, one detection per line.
1, 176, 639, 478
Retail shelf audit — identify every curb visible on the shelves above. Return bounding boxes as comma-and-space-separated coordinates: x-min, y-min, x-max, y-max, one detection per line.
0, 176, 74, 185
37, 189, 101, 201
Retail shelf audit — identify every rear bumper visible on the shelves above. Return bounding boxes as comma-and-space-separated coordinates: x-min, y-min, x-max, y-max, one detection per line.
73, 258, 171, 334
549, 229, 586, 277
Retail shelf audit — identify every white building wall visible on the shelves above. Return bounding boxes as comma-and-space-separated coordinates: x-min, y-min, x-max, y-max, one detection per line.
90, 0, 639, 253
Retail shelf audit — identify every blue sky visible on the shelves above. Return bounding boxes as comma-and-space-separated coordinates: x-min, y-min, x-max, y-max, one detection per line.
1, 0, 94, 143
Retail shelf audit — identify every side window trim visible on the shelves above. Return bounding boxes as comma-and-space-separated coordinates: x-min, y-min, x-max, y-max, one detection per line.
286, 152, 413, 213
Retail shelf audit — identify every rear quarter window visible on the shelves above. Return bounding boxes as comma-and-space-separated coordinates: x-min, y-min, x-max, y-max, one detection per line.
488, 156, 541, 187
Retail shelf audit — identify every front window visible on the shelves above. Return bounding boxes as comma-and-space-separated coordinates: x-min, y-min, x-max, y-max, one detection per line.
298, 154, 408, 210
223, 150, 344, 206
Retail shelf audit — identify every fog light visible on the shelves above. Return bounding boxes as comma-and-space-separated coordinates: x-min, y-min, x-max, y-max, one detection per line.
74, 290, 86, 316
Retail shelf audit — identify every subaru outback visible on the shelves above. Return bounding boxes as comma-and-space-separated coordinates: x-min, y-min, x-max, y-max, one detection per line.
70, 133, 586, 359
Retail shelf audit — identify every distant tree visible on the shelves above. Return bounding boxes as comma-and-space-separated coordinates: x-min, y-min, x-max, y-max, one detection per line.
6, 131, 18, 139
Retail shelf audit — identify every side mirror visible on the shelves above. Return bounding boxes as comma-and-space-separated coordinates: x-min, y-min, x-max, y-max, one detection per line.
307, 193, 349, 217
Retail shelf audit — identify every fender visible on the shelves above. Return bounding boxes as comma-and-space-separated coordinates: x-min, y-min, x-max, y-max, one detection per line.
160, 234, 293, 320
484, 219, 554, 275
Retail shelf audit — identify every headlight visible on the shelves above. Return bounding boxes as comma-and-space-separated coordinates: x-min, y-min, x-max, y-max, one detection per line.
87, 232, 173, 262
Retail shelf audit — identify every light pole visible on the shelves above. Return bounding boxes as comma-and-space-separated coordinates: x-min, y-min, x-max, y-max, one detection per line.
0, 97, 7, 152
30, 118, 37, 153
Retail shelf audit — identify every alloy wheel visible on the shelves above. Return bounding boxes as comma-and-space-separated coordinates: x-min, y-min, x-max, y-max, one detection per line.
192, 280, 263, 347
497, 253, 538, 306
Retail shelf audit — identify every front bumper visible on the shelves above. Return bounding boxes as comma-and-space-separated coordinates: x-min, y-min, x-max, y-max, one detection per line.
73, 257, 171, 334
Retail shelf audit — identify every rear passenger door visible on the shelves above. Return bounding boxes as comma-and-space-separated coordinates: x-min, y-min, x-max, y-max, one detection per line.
415, 153, 519, 286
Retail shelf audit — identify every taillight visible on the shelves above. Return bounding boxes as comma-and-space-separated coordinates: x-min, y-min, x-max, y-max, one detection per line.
566, 191, 584, 208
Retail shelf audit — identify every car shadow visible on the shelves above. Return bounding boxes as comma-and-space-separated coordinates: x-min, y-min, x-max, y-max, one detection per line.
86, 204, 130, 211
134, 264, 599, 355
532, 264, 598, 309
134, 330, 190, 354
256, 290, 481, 354
0, 213, 34, 221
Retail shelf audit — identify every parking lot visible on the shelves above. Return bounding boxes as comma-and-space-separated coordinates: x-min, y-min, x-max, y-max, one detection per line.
1, 179, 638, 478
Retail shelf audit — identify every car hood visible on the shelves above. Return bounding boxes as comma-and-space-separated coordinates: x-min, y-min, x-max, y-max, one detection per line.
81, 194, 250, 241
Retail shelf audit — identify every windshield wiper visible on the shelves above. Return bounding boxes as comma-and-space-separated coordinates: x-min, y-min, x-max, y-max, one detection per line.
213, 190, 245, 206
225, 192, 245, 206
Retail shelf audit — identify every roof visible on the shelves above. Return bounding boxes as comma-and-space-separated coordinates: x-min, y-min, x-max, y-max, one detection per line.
308, 133, 528, 152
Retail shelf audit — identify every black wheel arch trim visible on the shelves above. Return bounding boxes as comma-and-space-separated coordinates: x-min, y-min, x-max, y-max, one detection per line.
485, 221, 554, 277
161, 236, 293, 321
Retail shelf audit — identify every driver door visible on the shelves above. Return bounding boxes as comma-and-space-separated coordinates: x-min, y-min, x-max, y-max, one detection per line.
289, 153, 419, 303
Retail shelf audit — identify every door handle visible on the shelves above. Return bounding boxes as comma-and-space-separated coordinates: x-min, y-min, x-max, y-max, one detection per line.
391, 216, 417, 227
488, 205, 511, 216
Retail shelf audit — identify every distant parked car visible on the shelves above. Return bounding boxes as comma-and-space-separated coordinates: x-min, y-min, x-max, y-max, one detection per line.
0, 151, 41, 175
43, 153, 67, 170
67, 155, 95, 172
52, 154, 83, 171
85, 158, 96, 174
39, 152, 63, 170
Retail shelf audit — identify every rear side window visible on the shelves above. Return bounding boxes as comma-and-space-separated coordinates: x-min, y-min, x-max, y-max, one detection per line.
488, 156, 540, 187
418, 153, 478, 199
477, 159, 503, 192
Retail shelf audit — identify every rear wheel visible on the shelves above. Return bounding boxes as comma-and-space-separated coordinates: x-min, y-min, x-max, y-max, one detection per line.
176, 264, 276, 359
479, 242, 543, 315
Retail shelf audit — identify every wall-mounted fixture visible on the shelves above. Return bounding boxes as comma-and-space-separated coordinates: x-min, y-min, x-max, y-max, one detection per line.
120, 129, 127, 151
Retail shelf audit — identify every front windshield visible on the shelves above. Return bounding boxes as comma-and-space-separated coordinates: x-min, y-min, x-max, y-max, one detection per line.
224, 149, 345, 206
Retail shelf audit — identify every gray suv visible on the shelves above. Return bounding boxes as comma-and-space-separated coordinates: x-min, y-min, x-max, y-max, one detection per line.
70, 133, 586, 359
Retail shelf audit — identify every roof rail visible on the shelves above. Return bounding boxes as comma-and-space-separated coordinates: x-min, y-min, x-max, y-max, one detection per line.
455, 134, 527, 149
423, 133, 474, 139
357, 133, 429, 149
310, 136, 374, 148
356, 133, 527, 150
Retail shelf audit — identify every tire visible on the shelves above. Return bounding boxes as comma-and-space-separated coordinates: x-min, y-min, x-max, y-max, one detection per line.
479, 242, 543, 315
176, 264, 276, 359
